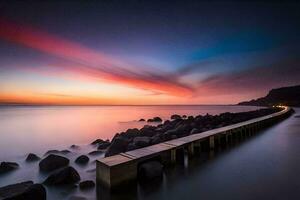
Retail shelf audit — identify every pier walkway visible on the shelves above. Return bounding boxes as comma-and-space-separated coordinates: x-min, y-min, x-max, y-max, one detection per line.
96, 106, 292, 188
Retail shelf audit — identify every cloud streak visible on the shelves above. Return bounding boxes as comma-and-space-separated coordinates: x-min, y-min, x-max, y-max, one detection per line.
0, 17, 194, 96
196, 58, 300, 100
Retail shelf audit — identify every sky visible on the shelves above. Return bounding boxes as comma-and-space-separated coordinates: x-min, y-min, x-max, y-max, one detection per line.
0, 0, 299, 105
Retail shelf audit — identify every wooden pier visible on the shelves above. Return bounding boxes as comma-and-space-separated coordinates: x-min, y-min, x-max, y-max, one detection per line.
96, 106, 292, 188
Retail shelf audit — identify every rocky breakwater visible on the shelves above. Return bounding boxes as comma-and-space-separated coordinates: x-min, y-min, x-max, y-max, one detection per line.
104, 107, 282, 157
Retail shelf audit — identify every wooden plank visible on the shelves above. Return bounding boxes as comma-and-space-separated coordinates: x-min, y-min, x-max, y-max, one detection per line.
99, 154, 133, 167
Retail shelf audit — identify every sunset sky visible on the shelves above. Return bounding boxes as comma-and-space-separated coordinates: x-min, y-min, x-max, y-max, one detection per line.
0, 1, 299, 105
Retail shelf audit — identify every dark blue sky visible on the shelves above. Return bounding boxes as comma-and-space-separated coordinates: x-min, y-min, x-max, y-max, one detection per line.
0, 0, 299, 104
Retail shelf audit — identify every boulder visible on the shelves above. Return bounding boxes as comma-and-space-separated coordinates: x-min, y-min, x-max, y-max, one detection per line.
133, 136, 151, 147
44, 166, 80, 185
139, 118, 145, 121
123, 128, 140, 138
97, 141, 111, 150
0, 162, 19, 174
26, 153, 40, 162
105, 137, 129, 157
190, 128, 200, 134
171, 114, 181, 120
79, 180, 95, 190
0, 181, 46, 200
126, 143, 138, 151
44, 149, 70, 155
151, 135, 162, 144
138, 161, 163, 181
39, 154, 69, 172
70, 144, 80, 149
88, 151, 103, 156
60, 150, 71, 154
91, 139, 104, 145
75, 155, 89, 165
147, 117, 162, 122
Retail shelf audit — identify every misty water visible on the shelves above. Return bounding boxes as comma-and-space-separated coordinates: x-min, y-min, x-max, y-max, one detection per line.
0, 105, 299, 200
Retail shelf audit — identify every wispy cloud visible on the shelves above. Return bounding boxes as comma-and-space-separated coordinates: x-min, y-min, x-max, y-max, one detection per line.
196, 58, 300, 99
0, 17, 194, 96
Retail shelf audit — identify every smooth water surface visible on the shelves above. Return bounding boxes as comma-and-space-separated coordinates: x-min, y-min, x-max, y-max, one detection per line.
0, 105, 259, 160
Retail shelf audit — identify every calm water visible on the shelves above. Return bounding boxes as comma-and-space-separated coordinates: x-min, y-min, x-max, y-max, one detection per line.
0, 105, 259, 160
1, 105, 299, 200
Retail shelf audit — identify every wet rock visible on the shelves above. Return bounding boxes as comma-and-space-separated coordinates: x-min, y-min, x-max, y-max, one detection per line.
139, 118, 145, 121
138, 161, 163, 181
295, 115, 300, 118
75, 155, 89, 165
39, 154, 69, 172
26, 153, 40, 162
147, 117, 162, 122
88, 150, 103, 156
91, 139, 104, 145
79, 180, 95, 190
140, 126, 157, 137
126, 143, 138, 151
171, 114, 181, 120
151, 135, 162, 144
44, 149, 70, 155
97, 141, 110, 150
0, 162, 19, 174
105, 137, 129, 157
61, 149, 71, 154
70, 144, 80, 149
0, 181, 46, 200
123, 128, 140, 139
133, 136, 151, 147
44, 166, 80, 185
190, 128, 200, 134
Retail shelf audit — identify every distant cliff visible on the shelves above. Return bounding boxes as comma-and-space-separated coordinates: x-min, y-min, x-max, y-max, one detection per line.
238, 85, 300, 107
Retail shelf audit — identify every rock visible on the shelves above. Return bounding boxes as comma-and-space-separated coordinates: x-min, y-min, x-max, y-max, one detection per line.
139, 118, 145, 121
70, 144, 80, 149
75, 155, 89, 165
126, 143, 138, 151
138, 161, 163, 180
171, 114, 181, 120
79, 180, 95, 190
44, 166, 80, 185
295, 115, 300, 118
97, 141, 110, 150
147, 117, 162, 122
61, 150, 71, 154
39, 154, 69, 172
182, 115, 187, 118
133, 136, 151, 147
91, 139, 104, 145
26, 153, 40, 162
123, 128, 140, 139
190, 128, 200, 134
88, 151, 103, 156
0, 162, 19, 174
0, 181, 46, 200
105, 137, 129, 157
151, 135, 162, 144
44, 149, 70, 155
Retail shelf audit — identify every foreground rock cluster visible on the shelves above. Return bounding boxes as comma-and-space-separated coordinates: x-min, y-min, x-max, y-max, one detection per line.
101, 107, 281, 157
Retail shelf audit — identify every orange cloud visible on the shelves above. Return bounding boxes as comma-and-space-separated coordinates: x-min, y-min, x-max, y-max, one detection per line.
0, 17, 193, 97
